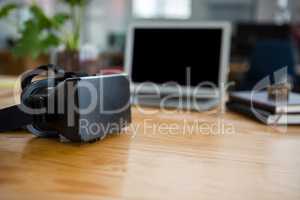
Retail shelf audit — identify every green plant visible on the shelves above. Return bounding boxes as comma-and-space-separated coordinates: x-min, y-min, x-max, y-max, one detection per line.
0, 0, 89, 59
61, 0, 89, 51
0, 3, 17, 18
0, 3, 69, 59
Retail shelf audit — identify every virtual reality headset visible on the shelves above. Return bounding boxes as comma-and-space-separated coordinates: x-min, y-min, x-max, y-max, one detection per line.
0, 64, 131, 143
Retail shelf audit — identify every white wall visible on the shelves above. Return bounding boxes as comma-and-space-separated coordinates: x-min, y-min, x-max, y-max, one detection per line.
82, 0, 131, 50
82, 0, 256, 49
256, 0, 277, 22
1, 0, 299, 50
291, 0, 300, 21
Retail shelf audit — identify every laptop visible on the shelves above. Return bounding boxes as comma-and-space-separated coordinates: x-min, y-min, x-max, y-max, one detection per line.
125, 22, 231, 111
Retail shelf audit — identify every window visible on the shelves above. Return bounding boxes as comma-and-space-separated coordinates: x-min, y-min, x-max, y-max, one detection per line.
133, 0, 191, 19
277, 0, 288, 9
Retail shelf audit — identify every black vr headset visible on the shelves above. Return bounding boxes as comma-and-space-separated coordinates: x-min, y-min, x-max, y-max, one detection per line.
0, 64, 131, 142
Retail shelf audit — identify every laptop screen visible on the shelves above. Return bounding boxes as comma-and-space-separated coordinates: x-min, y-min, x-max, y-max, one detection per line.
130, 28, 222, 87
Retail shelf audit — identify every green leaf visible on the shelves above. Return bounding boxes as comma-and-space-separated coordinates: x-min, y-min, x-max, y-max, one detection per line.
12, 20, 41, 59
61, 0, 88, 7
12, 19, 61, 59
40, 34, 60, 52
51, 13, 69, 29
30, 4, 52, 29
0, 3, 17, 18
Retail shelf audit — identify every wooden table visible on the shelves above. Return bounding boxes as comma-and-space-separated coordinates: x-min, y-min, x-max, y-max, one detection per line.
0, 81, 300, 200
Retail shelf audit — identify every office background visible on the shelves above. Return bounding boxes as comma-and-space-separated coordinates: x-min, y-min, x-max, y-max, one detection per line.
0, 0, 300, 90
1, 0, 300, 50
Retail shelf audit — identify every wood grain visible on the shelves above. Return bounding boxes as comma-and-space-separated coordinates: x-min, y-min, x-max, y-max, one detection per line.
0, 78, 300, 200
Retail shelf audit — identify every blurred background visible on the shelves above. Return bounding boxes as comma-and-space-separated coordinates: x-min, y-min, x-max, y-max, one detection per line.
0, 0, 300, 90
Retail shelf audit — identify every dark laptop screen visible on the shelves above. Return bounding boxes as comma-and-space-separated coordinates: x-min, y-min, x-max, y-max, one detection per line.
131, 28, 222, 87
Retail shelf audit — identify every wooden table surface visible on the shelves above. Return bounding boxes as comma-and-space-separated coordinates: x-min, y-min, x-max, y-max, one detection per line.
0, 79, 300, 200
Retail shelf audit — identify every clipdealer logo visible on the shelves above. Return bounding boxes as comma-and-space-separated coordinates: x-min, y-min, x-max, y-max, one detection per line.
250, 67, 290, 132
